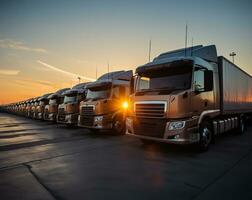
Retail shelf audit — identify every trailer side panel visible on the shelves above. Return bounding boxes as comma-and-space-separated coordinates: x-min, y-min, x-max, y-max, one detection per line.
219, 56, 252, 114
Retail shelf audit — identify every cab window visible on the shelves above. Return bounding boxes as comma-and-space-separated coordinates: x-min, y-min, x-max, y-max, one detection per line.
194, 67, 205, 91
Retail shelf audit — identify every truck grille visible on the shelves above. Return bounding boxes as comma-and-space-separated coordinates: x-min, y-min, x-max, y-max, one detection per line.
44, 108, 49, 114
135, 102, 166, 118
81, 106, 94, 116
133, 118, 166, 138
79, 115, 94, 127
58, 108, 65, 115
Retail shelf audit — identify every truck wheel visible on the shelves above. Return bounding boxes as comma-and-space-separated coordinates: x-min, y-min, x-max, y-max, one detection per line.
112, 116, 125, 135
238, 116, 245, 134
198, 122, 213, 152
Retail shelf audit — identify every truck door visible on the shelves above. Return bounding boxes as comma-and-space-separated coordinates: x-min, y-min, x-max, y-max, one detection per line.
191, 66, 214, 117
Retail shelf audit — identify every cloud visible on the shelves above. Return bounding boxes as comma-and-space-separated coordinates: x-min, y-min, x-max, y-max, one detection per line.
11, 79, 56, 90
0, 39, 47, 53
37, 60, 96, 81
14, 79, 54, 87
0, 69, 20, 75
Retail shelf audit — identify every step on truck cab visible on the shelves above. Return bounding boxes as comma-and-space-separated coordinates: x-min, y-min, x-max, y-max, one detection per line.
78, 70, 132, 134
36, 93, 52, 120
57, 83, 88, 126
126, 45, 252, 151
44, 88, 70, 121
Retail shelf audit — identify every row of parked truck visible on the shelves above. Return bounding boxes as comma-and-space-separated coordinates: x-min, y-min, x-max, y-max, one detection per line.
1, 70, 132, 134
1, 45, 252, 151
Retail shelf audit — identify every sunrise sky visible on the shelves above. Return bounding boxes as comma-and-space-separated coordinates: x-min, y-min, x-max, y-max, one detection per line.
0, 0, 252, 104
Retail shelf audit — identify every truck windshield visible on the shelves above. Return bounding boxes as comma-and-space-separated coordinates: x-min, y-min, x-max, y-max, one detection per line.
136, 65, 192, 92
86, 86, 111, 101
64, 95, 77, 103
49, 99, 57, 104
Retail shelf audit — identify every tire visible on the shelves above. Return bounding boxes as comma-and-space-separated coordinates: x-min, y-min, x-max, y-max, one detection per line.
198, 121, 213, 152
112, 116, 125, 135
238, 116, 245, 134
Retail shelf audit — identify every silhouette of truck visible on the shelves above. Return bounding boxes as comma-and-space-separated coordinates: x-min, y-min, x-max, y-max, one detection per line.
78, 70, 132, 134
126, 45, 252, 151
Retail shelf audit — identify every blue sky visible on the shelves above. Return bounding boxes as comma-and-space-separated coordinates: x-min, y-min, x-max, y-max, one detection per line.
0, 0, 251, 103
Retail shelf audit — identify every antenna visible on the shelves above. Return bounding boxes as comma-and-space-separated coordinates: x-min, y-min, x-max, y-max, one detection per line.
191, 37, 194, 56
107, 61, 110, 79
184, 23, 188, 56
148, 39, 152, 62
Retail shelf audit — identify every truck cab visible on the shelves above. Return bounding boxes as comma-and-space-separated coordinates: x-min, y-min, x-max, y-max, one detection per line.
31, 98, 40, 119
18, 102, 24, 116
57, 83, 88, 126
78, 70, 132, 134
36, 93, 52, 120
44, 88, 70, 121
26, 99, 34, 118
126, 45, 221, 150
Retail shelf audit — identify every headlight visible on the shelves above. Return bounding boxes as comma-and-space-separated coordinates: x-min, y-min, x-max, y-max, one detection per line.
169, 121, 185, 130
122, 101, 129, 109
94, 116, 103, 122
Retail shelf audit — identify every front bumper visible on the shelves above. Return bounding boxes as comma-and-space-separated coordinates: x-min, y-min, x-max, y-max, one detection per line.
78, 114, 113, 130
44, 113, 56, 121
48, 113, 56, 121
57, 113, 79, 125
37, 112, 43, 120
126, 117, 200, 145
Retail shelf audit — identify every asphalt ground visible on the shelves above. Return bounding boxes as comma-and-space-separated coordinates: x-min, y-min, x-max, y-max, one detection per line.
0, 113, 251, 200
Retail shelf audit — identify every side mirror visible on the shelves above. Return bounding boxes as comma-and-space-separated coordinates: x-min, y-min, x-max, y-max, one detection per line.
130, 76, 136, 94
204, 70, 213, 91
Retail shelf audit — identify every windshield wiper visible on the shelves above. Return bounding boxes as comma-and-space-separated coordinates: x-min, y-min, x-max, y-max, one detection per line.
136, 87, 185, 95
90, 97, 104, 101
136, 89, 156, 93
64, 101, 75, 104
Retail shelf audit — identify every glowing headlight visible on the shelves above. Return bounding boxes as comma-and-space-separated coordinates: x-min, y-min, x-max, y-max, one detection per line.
169, 121, 185, 130
94, 116, 103, 122
122, 101, 129, 109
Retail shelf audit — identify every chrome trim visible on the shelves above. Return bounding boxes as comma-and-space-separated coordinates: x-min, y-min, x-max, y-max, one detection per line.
126, 132, 199, 144
198, 109, 220, 124
134, 101, 167, 113
82, 104, 95, 110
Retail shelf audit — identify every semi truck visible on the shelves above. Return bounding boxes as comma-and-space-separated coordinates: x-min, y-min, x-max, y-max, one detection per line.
44, 88, 70, 121
78, 70, 132, 134
31, 97, 40, 119
57, 83, 88, 126
126, 45, 252, 151
26, 99, 34, 118
36, 93, 52, 120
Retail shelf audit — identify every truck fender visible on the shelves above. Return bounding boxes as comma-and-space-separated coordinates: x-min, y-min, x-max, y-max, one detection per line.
198, 109, 220, 125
